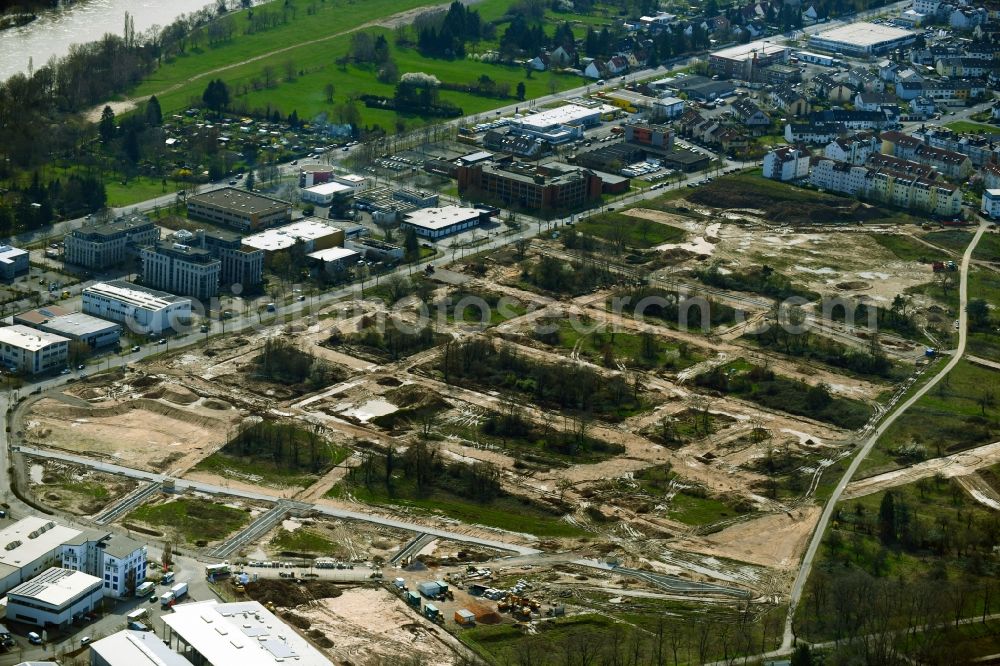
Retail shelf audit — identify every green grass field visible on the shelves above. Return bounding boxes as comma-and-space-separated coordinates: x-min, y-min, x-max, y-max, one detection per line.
270, 528, 338, 555
131, 0, 584, 127
575, 211, 685, 249
128, 498, 250, 544
859, 360, 1000, 477
543, 315, 703, 371
328, 482, 587, 538
944, 121, 1000, 134
105, 175, 181, 207
870, 234, 940, 262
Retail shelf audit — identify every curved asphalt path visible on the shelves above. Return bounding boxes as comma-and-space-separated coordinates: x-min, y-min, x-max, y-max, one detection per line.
780, 220, 990, 651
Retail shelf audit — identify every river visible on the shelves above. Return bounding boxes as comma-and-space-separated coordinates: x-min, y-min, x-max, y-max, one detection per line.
0, 0, 216, 81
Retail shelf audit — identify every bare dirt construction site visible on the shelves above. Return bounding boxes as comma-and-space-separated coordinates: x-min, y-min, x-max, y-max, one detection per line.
13, 175, 989, 662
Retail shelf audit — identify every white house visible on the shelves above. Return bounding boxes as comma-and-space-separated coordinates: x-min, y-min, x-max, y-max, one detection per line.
824, 133, 879, 165
763, 146, 810, 181
983, 189, 1000, 219
909, 96, 937, 117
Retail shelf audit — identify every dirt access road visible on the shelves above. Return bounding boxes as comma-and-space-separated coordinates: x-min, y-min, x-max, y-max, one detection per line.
780, 221, 990, 651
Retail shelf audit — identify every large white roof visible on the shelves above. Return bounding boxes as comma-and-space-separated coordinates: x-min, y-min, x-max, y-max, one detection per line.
241, 219, 342, 252
517, 104, 601, 130
307, 247, 360, 263
163, 601, 334, 666
84, 280, 190, 311
0, 245, 27, 266
0, 325, 70, 352
0, 517, 81, 579
812, 21, 912, 47
89, 630, 190, 666
8, 567, 101, 607
711, 40, 788, 62
404, 206, 483, 231
302, 181, 354, 196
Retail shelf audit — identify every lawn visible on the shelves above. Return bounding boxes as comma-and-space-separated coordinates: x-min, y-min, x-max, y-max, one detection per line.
132, 0, 438, 100
667, 490, 745, 526
270, 528, 338, 556
695, 359, 873, 430
139, 16, 583, 129
870, 234, 941, 262
128, 498, 250, 544
537, 315, 704, 371
575, 211, 685, 249
329, 482, 587, 538
944, 120, 1000, 134
105, 175, 182, 207
859, 359, 1000, 477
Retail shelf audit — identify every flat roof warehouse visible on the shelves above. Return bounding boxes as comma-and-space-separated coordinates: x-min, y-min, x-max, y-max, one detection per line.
809, 21, 915, 55
188, 188, 289, 215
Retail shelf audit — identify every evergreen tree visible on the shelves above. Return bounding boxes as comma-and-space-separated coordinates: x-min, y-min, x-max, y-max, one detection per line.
404, 226, 419, 262
879, 492, 896, 545
516, 81, 526, 100
98, 105, 116, 143
145, 95, 163, 126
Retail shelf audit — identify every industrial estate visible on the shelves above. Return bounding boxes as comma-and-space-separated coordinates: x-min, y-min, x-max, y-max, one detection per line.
0, 0, 999, 664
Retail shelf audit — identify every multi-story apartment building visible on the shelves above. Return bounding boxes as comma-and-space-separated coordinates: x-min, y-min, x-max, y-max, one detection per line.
909, 127, 1000, 167
880, 131, 973, 179
811, 159, 869, 195
63, 215, 159, 269
140, 241, 221, 301
186, 187, 292, 232
60, 531, 146, 598
763, 146, 810, 181
810, 156, 961, 217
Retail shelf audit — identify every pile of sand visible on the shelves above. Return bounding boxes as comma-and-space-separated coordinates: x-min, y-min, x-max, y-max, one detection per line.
162, 385, 199, 405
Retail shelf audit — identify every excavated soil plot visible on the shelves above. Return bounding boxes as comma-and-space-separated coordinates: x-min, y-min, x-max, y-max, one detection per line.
23, 392, 242, 473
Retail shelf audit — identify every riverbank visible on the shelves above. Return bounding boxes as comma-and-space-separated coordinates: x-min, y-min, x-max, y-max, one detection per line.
0, 13, 38, 31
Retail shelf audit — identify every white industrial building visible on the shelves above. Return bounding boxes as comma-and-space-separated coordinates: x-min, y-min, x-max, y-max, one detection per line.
809, 22, 915, 57
983, 189, 1000, 219
241, 219, 344, 255
91, 629, 191, 666
510, 104, 606, 144
0, 518, 81, 596
308, 247, 361, 273
0, 245, 29, 281
6, 567, 103, 628
15, 307, 121, 349
0, 325, 70, 375
163, 600, 335, 666
301, 181, 355, 205
82, 280, 192, 335
400, 206, 489, 239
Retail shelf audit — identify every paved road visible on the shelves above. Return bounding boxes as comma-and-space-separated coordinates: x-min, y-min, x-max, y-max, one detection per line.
779, 220, 990, 651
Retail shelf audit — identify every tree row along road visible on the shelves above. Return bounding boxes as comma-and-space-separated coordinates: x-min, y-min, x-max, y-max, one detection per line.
780, 220, 991, 652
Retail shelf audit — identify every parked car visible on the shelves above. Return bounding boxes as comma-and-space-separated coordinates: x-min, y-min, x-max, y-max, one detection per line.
27, 632, 41, 645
